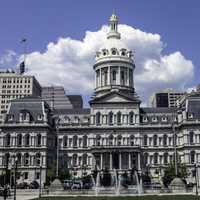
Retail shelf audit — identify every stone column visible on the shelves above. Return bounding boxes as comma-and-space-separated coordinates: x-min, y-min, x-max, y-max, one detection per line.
119, 153, 122, 170
108, 66, 110, 85
138, 153, 141, 171
110, 153, 112, 170
118, 66, 121, 85
100, 153, 103, 170
100, 68, 102, 87
129, 153, 131, 169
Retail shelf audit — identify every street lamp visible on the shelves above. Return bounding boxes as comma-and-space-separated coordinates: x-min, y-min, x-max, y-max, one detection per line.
13, 156, 18, 200
172, 112, 178, 176
194, 163, 198, 196
54, 117, 61, 178
39, 164, 42, 198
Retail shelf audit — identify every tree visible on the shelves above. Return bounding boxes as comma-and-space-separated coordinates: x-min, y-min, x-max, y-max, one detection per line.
162, 159, 188, 187
58, 167, 71, 181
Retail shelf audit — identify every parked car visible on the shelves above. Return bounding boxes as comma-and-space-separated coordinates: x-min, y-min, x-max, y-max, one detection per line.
0, 186, 3, 196
63, 180, 73, 190
29, 181, 39, 189
17, 182, 29, 189
82, 182, 93, 189
71, 180, 82, 189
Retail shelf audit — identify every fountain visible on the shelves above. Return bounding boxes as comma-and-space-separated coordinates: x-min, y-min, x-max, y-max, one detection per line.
95, 171, 100, 196
134, 171, 142, 194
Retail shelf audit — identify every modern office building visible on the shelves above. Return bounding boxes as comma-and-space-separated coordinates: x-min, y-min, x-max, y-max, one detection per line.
0, 14, 200, 186
151, 89, 184, 108
41, 86, 83, 110
0, 70, 41, 122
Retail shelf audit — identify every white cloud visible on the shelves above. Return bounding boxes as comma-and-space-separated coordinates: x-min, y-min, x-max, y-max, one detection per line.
0, 50, 17, 67
22, 24, 194, 105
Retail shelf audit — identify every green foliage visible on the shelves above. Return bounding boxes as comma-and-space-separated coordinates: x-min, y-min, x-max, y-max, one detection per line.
58, 167, 71, 181
162, 159, 188, 187
46, 160, 71, 185
46, 161, 56, 185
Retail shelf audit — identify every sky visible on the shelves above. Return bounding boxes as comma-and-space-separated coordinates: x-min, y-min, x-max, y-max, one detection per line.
0, 0, 200, 107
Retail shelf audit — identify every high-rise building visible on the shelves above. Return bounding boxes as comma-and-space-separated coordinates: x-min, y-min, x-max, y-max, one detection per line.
0, 70, 41, 122
151, 89, 184, 108
41, 86, 83, 110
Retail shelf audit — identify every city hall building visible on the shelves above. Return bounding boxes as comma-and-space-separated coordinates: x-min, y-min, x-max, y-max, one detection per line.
0, 14, 200, 186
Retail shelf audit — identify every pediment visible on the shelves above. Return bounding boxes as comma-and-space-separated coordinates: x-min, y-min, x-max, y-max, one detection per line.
90, 91, 140, 104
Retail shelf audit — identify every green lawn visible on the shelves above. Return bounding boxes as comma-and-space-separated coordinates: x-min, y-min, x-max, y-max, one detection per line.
32, 196, 200, 200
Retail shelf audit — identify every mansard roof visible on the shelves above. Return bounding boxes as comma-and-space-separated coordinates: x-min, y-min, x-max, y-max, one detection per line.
5, 96, 50, 123
140, 107, 176, 114
187, 99, 200, 118
53, 108, 90, 115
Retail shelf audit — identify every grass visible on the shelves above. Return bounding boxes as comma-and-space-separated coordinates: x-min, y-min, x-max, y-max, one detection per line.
32, 196, 200, 200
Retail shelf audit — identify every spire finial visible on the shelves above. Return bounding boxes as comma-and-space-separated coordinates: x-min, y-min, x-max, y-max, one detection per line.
107, 12, 120, 39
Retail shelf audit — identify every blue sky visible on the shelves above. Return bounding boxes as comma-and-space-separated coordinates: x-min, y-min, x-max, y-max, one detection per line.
0, 0, 200, 106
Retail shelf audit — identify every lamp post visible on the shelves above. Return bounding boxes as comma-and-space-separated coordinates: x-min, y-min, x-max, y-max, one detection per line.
13, 156, 18, 200
194, 163, 198, 196
55, 118, 60, 178
39, 164, 42, 198
172, 113, 178, 176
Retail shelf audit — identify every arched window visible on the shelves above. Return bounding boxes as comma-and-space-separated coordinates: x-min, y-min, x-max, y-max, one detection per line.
129, 112, 134, 124
63, 136, 68, 147
108, 112, 113, 125
143, 152, 148, 166
96, 135, 101, 146
83, 135, 87, 148
73, 135, 78, 147
189, 131, 194, 144
4, 153, 10, 167
117, 135, 122, 146
154, 153, 158, 164
72, 154, 77, 166
36, 134, 41, 146
82, 154, 87, 166
24, 134, 30, 146
96, 112, 101, 125
17, 134, 22, 146
117, 111, 121, 125
24, 153, 29, 166
130, 135, 134, 146
153, 135, 158, 146
191, 151, 195, 164
5, 134, 11, 147
109, 134, 114, 146
16, 153, 21, 166
164, 152, 168, 164
143, 135, 148, 146
163, 134, 167, 146
121, 71, 125, 85
35, 153, 41, 166
112, 70, 117, 84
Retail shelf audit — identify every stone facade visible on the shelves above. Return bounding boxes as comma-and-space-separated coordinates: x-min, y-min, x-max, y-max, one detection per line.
0, 13, 200, 186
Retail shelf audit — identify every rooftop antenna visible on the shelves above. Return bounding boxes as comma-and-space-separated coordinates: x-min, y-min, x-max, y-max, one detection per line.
19, 38, 27, 74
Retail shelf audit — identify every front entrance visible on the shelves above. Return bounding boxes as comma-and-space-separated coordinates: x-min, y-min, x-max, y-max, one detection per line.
112, 152, 119, 169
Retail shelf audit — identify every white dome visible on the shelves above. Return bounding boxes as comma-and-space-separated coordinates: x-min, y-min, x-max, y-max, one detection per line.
101, 37, 128, 51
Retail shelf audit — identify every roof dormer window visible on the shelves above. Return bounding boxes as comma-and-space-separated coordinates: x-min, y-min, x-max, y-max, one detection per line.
111, 48, 117, 55
188, 113, 194, 119
37, 114, 43, 121
102, 49, 108, 56
8, 114, 14, 122
143, 116, 148, 123
152, 116, 158, 122
161, 116, 167, 122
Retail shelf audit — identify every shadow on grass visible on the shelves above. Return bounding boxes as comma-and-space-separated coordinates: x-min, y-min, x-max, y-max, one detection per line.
32, 195, 200, 200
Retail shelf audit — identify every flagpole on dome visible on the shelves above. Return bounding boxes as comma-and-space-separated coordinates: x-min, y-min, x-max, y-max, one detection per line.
19, 38, 27, 74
